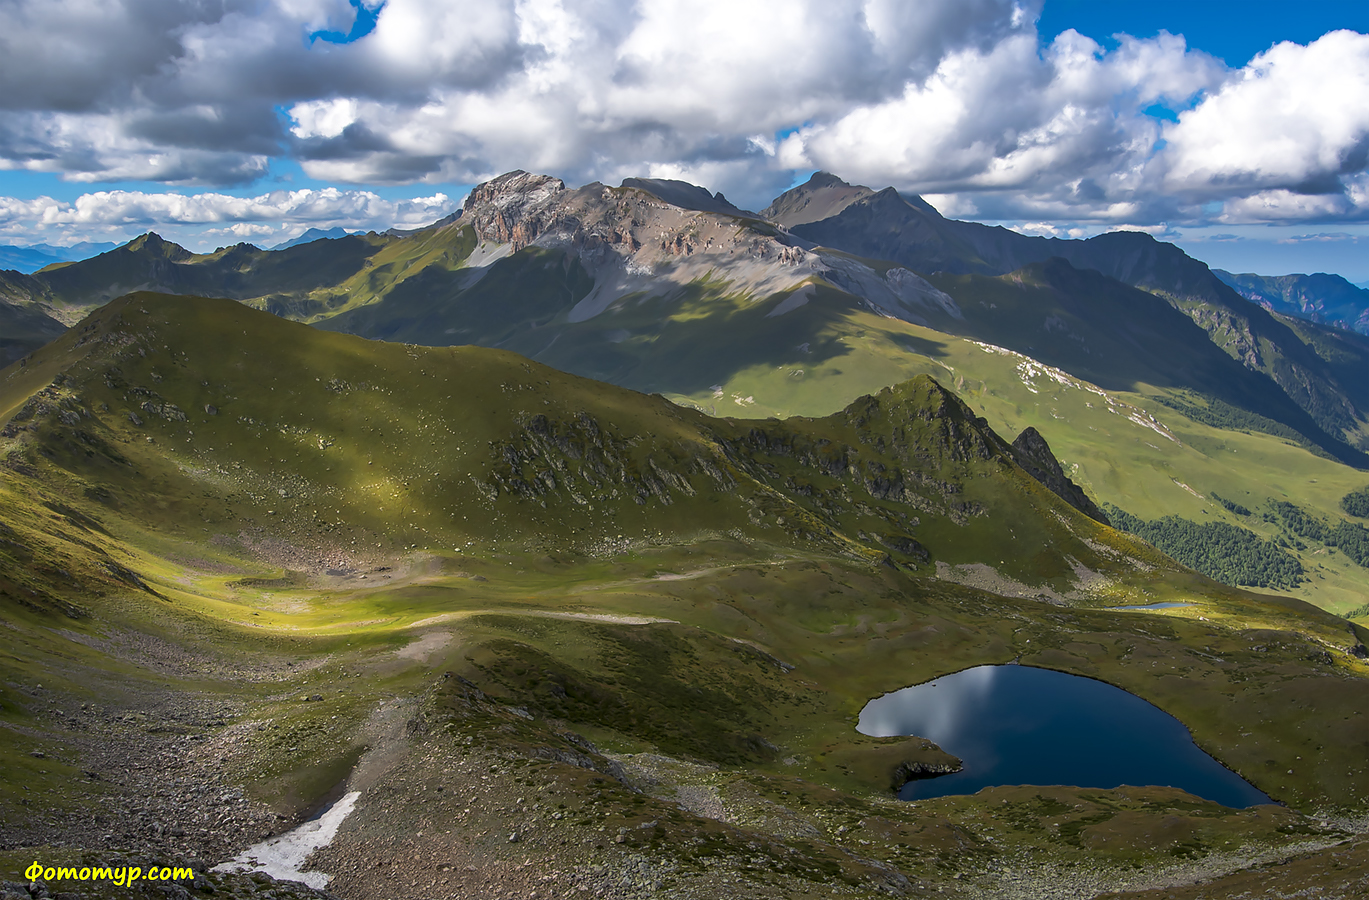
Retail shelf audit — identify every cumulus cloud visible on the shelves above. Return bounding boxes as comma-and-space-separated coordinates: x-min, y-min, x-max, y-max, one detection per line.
0, 0, 1366, 232
0, 187, 453, 247
1163, 31, 1369, 212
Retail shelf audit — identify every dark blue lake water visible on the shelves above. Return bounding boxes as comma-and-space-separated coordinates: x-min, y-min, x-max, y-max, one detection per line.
857, 664, 1271, 808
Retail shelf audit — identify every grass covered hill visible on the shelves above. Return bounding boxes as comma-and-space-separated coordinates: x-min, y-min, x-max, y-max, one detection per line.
4, 171, 1369, 616
2, 293, 1369, 898
0, 291, 1146, 611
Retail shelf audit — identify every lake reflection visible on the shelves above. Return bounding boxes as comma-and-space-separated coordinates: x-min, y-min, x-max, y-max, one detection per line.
858, 665, 1271, 808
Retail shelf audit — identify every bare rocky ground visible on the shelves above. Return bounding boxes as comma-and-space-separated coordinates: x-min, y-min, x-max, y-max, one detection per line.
7, 667, 1369, 900
0, 684, 337, 899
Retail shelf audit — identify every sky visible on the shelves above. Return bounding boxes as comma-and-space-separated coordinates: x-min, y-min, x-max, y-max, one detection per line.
1, 0, 1368, 280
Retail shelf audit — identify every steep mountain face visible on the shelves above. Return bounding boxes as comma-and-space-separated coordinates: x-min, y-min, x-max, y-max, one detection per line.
770, 172, 1073, 275
1215, 270, 1369, 336
1011, 426, 1108, 524
918, 258, 1364, 465
773, 174, 1369, 453
760, 171, 875, 227
1051, 233, 1369, 451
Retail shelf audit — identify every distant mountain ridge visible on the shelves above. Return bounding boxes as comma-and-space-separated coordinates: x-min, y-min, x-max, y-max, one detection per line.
1214, 269, 1369, 336
3, 170, 1368, 468
270, 226, 353, 250
0, 241, 118, 273
767, 173, 1369, 457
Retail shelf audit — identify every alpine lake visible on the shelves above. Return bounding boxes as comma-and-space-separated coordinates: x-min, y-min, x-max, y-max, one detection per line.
858, 664, 1273, 808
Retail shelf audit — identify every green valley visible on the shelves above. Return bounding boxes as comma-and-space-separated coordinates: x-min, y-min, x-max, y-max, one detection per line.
1, 293, 1367, 898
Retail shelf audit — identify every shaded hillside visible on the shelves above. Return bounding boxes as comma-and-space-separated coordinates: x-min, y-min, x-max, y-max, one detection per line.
771, 172, 1074, 276
0, 297, 65, 363
924, 258, 1366, 466
774, 173, 1369, 454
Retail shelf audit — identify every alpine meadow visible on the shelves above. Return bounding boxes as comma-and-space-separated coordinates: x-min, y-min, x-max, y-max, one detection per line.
3, 2, 1369, 900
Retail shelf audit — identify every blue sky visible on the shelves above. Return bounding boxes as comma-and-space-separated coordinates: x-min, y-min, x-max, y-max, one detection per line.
1038, 0, 1369, 67
0, 0, 1367, 280
1036, 0, 1369, 278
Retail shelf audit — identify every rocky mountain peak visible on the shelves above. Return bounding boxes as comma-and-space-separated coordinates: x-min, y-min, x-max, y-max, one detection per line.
1011, 426, 1109, 524
450, 170, 822, 309
465, 170, 566, 211
762, 172, 875, 228
462, 171, 568, 249
123, 232, 192, 260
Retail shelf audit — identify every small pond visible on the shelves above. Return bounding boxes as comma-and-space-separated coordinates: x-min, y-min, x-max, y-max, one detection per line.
858, 664, 1271, 807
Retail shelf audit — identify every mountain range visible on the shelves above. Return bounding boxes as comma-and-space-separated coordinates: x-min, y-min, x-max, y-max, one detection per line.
1214, 269, 1369, 336
5, 173, 1368, 460
3, 170, 1369, 611
0, 241, 118, 274
4, 174, 1369, 897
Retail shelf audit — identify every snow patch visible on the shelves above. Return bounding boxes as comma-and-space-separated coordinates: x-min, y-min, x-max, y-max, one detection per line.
214, 791, 360, 889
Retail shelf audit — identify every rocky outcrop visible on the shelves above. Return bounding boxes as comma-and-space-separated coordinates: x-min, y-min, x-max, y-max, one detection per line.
461, 171, 568, 250
891, 758, 963, 789
454, 171, 839, 322
1011, 426, 1109, 525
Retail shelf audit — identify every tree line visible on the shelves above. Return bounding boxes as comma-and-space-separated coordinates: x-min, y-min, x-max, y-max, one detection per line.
1105, 505, 1303, 590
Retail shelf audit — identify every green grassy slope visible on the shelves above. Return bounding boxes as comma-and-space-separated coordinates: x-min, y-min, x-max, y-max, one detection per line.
922, 259, 1360, 464
1, 292, 1152, 595
778, 174, 1369, 454
12, 227, 1368, 614
3, 293, 1369, 898
649, 295, 1369, 616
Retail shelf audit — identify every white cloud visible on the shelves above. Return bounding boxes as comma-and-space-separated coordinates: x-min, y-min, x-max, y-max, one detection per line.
0, 0, 1365, 232
1163, 31, 1369, 199
0, 187, 453, 248
290, 99, 360, 140
211, 222, 279, 239
786, 29, 1223, 218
